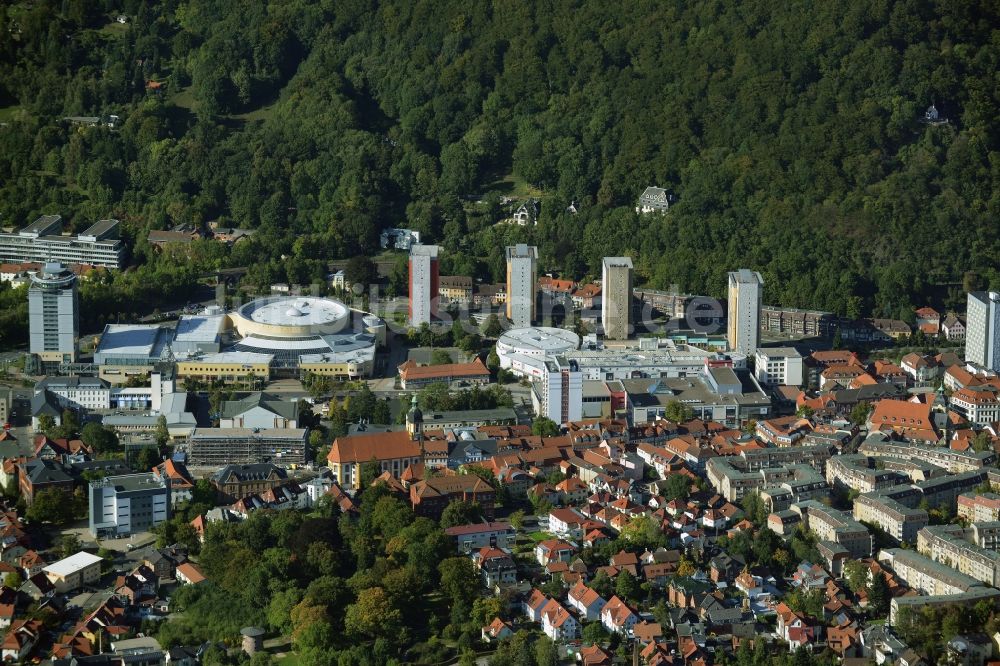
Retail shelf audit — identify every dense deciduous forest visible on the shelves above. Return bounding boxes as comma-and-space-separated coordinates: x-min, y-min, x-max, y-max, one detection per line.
1, 0, 999, 324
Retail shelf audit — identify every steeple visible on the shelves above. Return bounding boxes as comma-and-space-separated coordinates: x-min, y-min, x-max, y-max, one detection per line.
406, 395, 423, 439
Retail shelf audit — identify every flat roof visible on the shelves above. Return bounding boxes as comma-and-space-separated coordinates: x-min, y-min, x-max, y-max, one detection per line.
96, 324, 167, 357
410, 244, 439, 258
190, 428, 306, 439
498, 327, 580, 353
239, 296, 348, 328
44, 551, 103, 577
505, 244, 537, 259
101, 473, 167, 493
756, 347, 802, 358
423, 407, 517, 422
21, 214, 62, 236
174, 315, 226, 343
729, 269, 763, 284
603, 256, 633, 268
179, 351, 273, 365
80, 218, 120, 240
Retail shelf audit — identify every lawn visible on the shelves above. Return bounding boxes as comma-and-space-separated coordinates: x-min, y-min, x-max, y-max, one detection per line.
275, 652, 300, 666
527, 531, 555, 542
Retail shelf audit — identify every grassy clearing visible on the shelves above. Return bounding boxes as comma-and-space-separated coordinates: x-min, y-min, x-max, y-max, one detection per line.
169, 86, 197, 111
0, 106, 23, 122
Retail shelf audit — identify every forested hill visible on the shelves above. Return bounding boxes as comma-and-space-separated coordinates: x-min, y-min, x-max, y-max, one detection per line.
1, 0, 998, 320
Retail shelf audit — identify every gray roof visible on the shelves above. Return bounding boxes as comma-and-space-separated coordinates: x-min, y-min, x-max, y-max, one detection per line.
21, 458, 72, 485
211, 463, 287, 484
30, 390, 62, 418
219, 393, 299, 421
36, 376, 108, 391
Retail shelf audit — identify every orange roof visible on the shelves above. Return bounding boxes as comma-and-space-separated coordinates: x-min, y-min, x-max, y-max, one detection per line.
398, 357, 489, 381
569, 580, 604, 607
538, 277, 575, 293
176, 562, 206, 584
328, 430, 423, 465
573, 284, 601, 298
869, 399, 936, 435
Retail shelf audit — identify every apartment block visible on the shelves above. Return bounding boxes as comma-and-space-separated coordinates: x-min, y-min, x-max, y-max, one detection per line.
601, 257, 633, 340
408, 244, 439, 326
917, 524, 1000, 587
825, 454, 907, 494
878, 548, 983, 596
28, 263, 79, 364
727, 269, 763, 355
858, 436, 996, 473
853, 489, 928, 544
505, 245, 537, 328
966, 291, 1000, 372
791, 500, 873, 559
705, 458, 827, 504
957, 493, 1000, 523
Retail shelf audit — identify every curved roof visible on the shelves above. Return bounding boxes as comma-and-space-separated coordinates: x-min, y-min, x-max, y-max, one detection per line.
237, 296, 348, 328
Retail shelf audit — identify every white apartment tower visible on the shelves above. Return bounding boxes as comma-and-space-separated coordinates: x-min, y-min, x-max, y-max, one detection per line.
505, 244, 538, 328
601, 257, 633, 340
28, 263, 79, 363
408, 244, 439, 327
533, 356, 582, 425
966, 291, 1000, 372
727, 269, 764, 356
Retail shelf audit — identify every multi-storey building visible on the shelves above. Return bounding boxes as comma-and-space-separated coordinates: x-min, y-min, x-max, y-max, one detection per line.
825, 454, 908, 493
0, 216, 125, 269
210, 463, 288, 503
878, 548, 983, 596
854, 488, 928, 544
28, 263, 79, 364
918, 524, 1000, 587
791, 500, 873, 558
760, 306, 836, 338
408, 244, 439, 326
88, 473, 170, 538
966, 291, 1000, 372
957, 493, 1000, 523
505, 245, 537, 328
753, 347, 804, 386
859, 436, 995, 473
438, 275, 473, 305
601, 257, 633, 340
532, 356, 582, 425
187, 428, 308, 466
705, 458, 828, 503
33, 376, 110, 411
727, 269, 763, 356
949, 386, 1000, 425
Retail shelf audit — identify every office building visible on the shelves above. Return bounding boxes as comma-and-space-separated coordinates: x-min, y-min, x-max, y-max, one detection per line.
966, 291, 1000, 371
727, 269, 764, 355
187, 428, 308, 466
601, 257, 633, 340
88, 473, 171, 538
0, 216, 125, 269
28, 263, 78, 364
505, 244, 538, 327
409, 244, 439, 326
753, 347, 803, 386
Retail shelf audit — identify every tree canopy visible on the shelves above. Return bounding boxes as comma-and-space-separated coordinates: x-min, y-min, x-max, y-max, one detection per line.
0, 0, 997, 334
